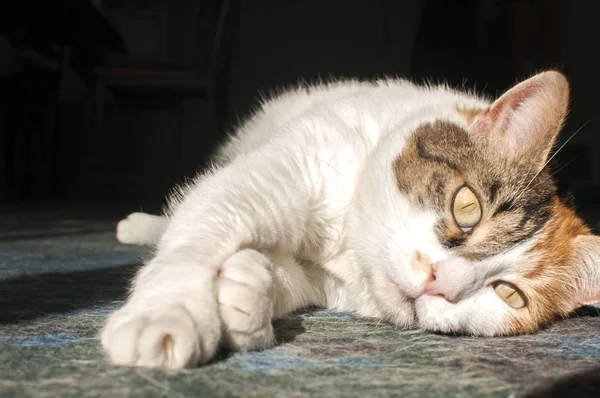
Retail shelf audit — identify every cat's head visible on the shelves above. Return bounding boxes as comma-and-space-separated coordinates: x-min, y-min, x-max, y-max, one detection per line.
354, 71, 600, 336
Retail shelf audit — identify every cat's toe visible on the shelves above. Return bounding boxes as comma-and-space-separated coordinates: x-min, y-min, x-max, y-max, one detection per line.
100, 305, 205, 369
218, 278, 275, 350
217, 249, 275, 350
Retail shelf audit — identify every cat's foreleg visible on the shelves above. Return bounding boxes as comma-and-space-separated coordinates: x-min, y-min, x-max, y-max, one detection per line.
101, 152, 320, 369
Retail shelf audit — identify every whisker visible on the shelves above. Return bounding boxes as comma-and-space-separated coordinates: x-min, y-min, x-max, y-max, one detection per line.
508, 122, 588, 209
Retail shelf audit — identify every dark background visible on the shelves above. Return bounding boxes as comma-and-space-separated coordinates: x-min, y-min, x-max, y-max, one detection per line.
1, 0, 598, 213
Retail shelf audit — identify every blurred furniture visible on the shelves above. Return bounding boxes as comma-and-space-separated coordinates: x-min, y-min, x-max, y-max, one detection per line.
84, 0, 232, 180
0, 0, 127, 201
1, 43, 65, 201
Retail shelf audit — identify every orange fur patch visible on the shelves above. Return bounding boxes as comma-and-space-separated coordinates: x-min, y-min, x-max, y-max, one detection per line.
528, 198, 589, 277
411, 251, 434, 280
507, 196, 590, 334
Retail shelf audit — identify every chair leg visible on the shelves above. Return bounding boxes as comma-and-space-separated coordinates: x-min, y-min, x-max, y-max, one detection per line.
206, 80, 217, 140
93, 80, 105, 176
177, 100, 184, 148
95, 81, 105, 136
83, 98, 90, 136
50, 100, 61, 195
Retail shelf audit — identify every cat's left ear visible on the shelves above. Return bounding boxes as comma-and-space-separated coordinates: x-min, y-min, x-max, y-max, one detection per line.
570, 235, 600, 307
468, 70, 570, 170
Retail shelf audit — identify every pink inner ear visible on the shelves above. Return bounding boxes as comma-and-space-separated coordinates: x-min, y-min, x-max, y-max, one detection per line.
471, 83, 537, 139
467, 71, 569, 160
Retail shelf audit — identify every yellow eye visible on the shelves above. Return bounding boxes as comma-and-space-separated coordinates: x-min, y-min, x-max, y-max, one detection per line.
452, 186, 482, 231
493, 281, 527, 309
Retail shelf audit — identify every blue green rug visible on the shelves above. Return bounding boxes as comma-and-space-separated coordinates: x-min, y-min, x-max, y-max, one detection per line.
1, 209, 599, 397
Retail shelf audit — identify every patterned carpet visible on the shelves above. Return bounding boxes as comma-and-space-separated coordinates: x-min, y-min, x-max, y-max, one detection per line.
1, 207, 599, 398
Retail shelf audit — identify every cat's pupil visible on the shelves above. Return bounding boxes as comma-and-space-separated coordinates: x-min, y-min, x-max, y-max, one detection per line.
462, 203, 475, 211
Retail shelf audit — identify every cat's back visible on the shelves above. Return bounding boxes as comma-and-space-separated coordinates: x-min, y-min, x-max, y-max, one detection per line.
216, 79, 485, 163
215, 79, 404, 161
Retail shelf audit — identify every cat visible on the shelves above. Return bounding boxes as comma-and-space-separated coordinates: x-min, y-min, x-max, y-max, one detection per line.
101, 70, 600, 369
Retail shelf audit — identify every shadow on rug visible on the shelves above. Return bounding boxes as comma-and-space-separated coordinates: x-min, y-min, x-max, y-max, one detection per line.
523, 365, 600, 398
1, 214, 599, 398
0, 264, 136, 324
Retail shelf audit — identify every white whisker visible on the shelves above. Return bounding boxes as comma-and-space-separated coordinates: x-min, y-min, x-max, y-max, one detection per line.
509, 122, 588, 209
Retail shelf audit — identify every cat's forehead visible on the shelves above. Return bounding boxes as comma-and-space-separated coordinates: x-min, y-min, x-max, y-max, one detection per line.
393, 120, 546, 203
393, 120, 556, 260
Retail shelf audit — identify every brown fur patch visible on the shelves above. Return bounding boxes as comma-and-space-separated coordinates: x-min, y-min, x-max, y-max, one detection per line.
393, 121, 555, 261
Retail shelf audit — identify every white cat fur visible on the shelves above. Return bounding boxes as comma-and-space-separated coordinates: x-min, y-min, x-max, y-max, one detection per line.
103, 77, 545, 369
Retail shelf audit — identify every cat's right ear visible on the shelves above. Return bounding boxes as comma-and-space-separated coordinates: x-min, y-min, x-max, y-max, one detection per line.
570, 235, 600, 308
468, 71, 570, 170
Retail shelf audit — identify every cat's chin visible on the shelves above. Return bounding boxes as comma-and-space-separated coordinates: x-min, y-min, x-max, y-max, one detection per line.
368, 277, 416, 328
414, 295, 473, 335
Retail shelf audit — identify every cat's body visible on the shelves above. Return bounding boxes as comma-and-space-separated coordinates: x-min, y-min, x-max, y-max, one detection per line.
102, 71, 600, 369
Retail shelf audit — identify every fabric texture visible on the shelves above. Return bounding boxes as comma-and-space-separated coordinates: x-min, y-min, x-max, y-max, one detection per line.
1, 210, 599, 398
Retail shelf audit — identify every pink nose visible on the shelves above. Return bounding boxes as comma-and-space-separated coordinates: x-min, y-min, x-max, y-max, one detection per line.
422, 280, 447, 299
422, 266, 454, 301
420, 260, 472, 303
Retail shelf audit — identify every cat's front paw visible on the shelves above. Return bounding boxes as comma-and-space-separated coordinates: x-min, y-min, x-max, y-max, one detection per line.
217, 249, 275, 350
100, 304, 211, 369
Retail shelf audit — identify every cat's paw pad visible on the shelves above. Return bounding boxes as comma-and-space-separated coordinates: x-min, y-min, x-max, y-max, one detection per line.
100, 304, 204, 369
217, 249, 275, 350
116, 212, 161, 245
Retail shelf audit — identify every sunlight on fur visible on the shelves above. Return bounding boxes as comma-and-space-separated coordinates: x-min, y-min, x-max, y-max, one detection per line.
102, 71, 600, 369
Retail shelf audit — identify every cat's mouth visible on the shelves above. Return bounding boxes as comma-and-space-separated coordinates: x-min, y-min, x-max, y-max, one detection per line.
419, 272, 469, 303
422, 291, 451, 301
422, 281, 454, 302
